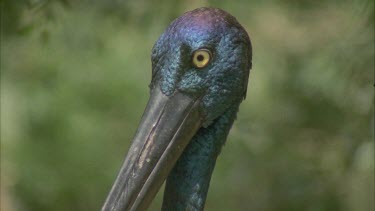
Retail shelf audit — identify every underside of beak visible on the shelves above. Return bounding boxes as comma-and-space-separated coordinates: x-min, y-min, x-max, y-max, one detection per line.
102, 86, 203, 211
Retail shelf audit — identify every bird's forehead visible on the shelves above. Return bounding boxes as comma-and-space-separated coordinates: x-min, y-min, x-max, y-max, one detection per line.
167, 8, 237, 47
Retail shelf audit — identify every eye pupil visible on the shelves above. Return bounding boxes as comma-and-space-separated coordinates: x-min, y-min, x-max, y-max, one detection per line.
197, 54, 204, 62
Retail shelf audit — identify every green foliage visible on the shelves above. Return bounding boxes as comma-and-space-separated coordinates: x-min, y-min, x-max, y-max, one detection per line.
1, 0, 373, 211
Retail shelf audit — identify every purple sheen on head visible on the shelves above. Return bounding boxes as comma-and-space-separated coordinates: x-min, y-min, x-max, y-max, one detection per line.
166, 8, 244, 48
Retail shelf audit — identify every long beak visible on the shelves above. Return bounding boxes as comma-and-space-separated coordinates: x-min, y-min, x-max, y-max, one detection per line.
102, 86, 203, 211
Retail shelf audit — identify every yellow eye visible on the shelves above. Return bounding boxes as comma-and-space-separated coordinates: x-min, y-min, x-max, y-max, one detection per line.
192, 49, 212, 68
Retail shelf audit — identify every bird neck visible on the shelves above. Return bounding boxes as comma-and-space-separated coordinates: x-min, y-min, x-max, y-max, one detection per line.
161, 103, 240, 211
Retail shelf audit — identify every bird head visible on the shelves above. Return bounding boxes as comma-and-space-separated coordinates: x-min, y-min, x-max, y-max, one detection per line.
102, 7, 251, 211
151, 7, 252, 126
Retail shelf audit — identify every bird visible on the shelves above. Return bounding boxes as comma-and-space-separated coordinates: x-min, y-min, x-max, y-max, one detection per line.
102, 7, 252, 211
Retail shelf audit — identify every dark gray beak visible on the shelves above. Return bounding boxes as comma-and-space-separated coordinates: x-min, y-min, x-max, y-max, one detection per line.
102, 86, 203, 211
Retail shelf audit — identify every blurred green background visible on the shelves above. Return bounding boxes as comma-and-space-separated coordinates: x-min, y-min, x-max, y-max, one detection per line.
1, 0, 374, 210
